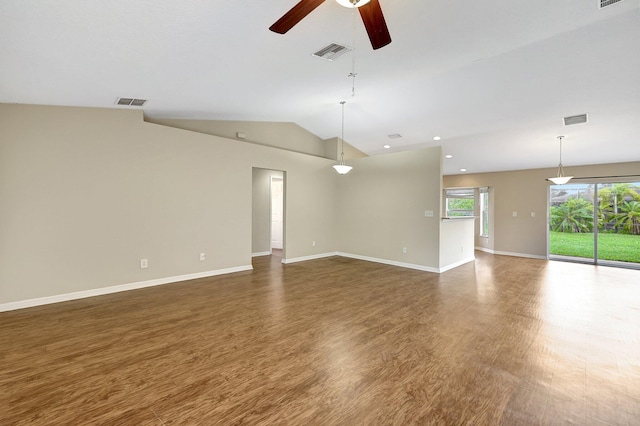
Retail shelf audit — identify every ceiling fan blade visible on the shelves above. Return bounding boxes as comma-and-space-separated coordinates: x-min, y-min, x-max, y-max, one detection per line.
269, 0, 326, 34
358, 0, 392, 50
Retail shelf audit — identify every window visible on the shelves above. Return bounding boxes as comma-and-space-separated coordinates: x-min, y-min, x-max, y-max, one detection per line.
445, 188, 475, 217
480, 187, 489, 237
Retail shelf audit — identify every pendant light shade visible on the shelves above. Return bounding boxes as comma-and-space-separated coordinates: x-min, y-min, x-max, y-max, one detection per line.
336, 0, 371, 8
333, 101, 353, 175
333, 164, 353, 174
548, 175, 572, 185
547, 136, 573, 185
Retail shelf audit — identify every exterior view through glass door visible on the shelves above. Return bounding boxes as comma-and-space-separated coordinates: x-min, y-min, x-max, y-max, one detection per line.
549, 181, 640, 268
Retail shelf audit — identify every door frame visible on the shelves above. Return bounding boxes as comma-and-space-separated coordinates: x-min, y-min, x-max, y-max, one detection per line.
548, 178, 640, 270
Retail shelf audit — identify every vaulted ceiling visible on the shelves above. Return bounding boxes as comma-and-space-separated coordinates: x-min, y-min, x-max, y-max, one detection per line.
1, 0, 639, 174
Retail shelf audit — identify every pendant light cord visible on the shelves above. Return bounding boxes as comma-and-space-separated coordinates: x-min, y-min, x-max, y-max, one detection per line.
558, 136, 564, 167
349, 8, 357, 97
340, 101, 346, 164
557, 136, 565, 176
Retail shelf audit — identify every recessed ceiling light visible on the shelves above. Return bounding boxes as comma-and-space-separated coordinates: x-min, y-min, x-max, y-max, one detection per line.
433, 136, 442, 141
460, 168, 467, 172
445, 154, 453, 159
383, 144, 391, 149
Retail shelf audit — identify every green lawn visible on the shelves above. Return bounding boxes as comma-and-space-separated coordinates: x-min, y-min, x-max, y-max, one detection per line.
549, 231, 640, 263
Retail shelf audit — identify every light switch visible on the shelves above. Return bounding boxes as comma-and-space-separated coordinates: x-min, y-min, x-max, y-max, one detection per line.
425, 210, 434, 217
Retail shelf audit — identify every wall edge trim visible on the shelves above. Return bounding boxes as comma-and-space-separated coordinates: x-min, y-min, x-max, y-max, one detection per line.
281, 252, 338, 264
336, 252, 440, 273
491, 249, 547, 260
251, 251, 272, 257
439, 256, 476, 273
0, 265, 253, 312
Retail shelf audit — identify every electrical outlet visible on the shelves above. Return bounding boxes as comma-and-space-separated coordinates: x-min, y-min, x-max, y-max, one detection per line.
402, 247, 407, 254
312, 241, 316, 247
512, 211, 518, 217
531, 212, 536, 218
140, 259, 148, 269
199, 253, 206, 261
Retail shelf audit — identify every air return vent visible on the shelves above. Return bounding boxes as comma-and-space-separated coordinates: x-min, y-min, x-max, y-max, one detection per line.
564, 113, 588, 126
116, 97, 147, 107
599, 0, 624, 8
312, 43, 352, 61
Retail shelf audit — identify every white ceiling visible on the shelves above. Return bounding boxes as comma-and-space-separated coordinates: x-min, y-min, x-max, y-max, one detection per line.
1, 0, 639, 175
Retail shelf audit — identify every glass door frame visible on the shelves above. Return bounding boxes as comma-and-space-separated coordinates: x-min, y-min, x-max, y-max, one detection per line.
548, 178, 640, 270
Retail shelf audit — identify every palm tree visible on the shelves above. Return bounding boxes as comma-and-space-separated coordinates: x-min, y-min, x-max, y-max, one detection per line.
598, 183, 640, 232
550, 198, 594, 233
614, 201, 640, 235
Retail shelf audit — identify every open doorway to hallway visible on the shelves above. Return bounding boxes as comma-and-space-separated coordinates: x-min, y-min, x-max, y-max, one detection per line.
252, 168, 285, 258
270, 176, 283, 251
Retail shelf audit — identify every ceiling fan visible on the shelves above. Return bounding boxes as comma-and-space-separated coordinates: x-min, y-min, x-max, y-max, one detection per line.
269, 0, 392, 50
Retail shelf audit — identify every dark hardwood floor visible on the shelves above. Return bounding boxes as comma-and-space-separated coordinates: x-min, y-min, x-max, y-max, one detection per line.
1, 251, 639, 425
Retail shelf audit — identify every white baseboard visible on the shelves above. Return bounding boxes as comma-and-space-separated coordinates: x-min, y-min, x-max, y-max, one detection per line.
7, 248, 542, 312
476, 246, 546, 260
336, 252, 441, 273
282, 252, 338, 264
285, 251, 474, 273
439, 256, 476, 273
0, 265, 253, 313
475, 246, 494, 254
251, 251, 272, 257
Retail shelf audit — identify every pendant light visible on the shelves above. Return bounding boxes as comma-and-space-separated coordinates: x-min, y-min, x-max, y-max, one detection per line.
547, 136, 573, 185
333, 101, 353, 175
336, 0, 371, 8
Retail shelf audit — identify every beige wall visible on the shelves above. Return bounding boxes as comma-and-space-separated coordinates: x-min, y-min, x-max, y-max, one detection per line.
147, 118, 331, 159
440, 219, 475, 268
444, 162, 640, 258
0, 104, 339, 304
336, 147, 443, 270
324, 137, 368, 161
4, 102, 635, 307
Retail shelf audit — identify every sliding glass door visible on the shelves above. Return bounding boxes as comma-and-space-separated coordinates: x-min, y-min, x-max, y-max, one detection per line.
549, 183, 595, 263
549, 181, 640, 269
596, 182, 640, 267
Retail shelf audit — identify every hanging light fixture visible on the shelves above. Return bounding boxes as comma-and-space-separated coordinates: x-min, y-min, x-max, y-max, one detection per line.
333, 101, 353, 175
336, 0, 371, 8
547, 136, 573, 185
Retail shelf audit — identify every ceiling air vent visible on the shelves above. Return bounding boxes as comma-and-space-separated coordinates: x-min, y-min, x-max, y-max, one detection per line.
599, 0, 624, 8
312, 43, 352, 61
116, 97, 147, 107
564, 113, 588, 126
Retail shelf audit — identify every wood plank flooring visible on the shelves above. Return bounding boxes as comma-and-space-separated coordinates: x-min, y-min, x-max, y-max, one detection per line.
1, 251, 639, 425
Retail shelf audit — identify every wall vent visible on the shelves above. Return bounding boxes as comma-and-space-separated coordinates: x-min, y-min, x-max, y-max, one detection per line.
116, 97, 147, 107
599, 0, 624, 8
312, 43, 352, 61
564, 113, 588, 126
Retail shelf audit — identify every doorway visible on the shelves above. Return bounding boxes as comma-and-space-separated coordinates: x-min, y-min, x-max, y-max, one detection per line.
251, 168, 285, 257
548, 180, 640, 268
271, 176, 284, 250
